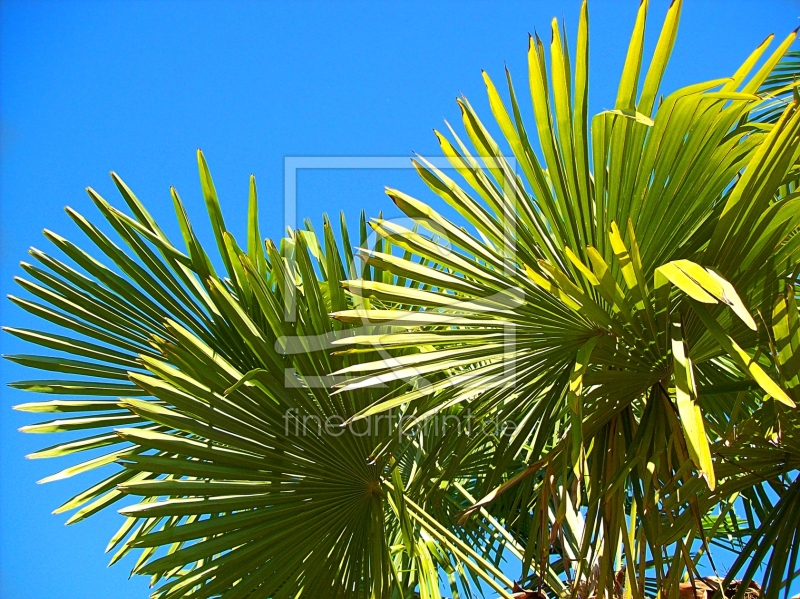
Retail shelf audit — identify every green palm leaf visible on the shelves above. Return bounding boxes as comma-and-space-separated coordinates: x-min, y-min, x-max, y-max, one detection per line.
328, 1, 800, 595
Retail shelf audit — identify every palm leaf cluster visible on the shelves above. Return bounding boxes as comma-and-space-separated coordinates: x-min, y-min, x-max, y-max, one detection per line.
6, 1, 800, 598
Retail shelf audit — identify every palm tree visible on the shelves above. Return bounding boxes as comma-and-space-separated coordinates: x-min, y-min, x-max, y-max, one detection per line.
6, 1, 800, 598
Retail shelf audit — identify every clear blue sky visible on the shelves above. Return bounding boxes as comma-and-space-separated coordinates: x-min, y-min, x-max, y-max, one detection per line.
1, 1, 799, 597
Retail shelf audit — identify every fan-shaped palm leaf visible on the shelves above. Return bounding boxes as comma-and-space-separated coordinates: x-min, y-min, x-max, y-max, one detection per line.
7, 151, 517, 598
330, 1, 800, 595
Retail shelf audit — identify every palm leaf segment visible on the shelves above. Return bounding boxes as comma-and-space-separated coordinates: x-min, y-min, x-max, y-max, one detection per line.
329, 0, 800, 596
8, 154, 515, 598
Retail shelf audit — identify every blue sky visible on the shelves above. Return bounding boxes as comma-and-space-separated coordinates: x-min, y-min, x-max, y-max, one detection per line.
1, 0, 799, 597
